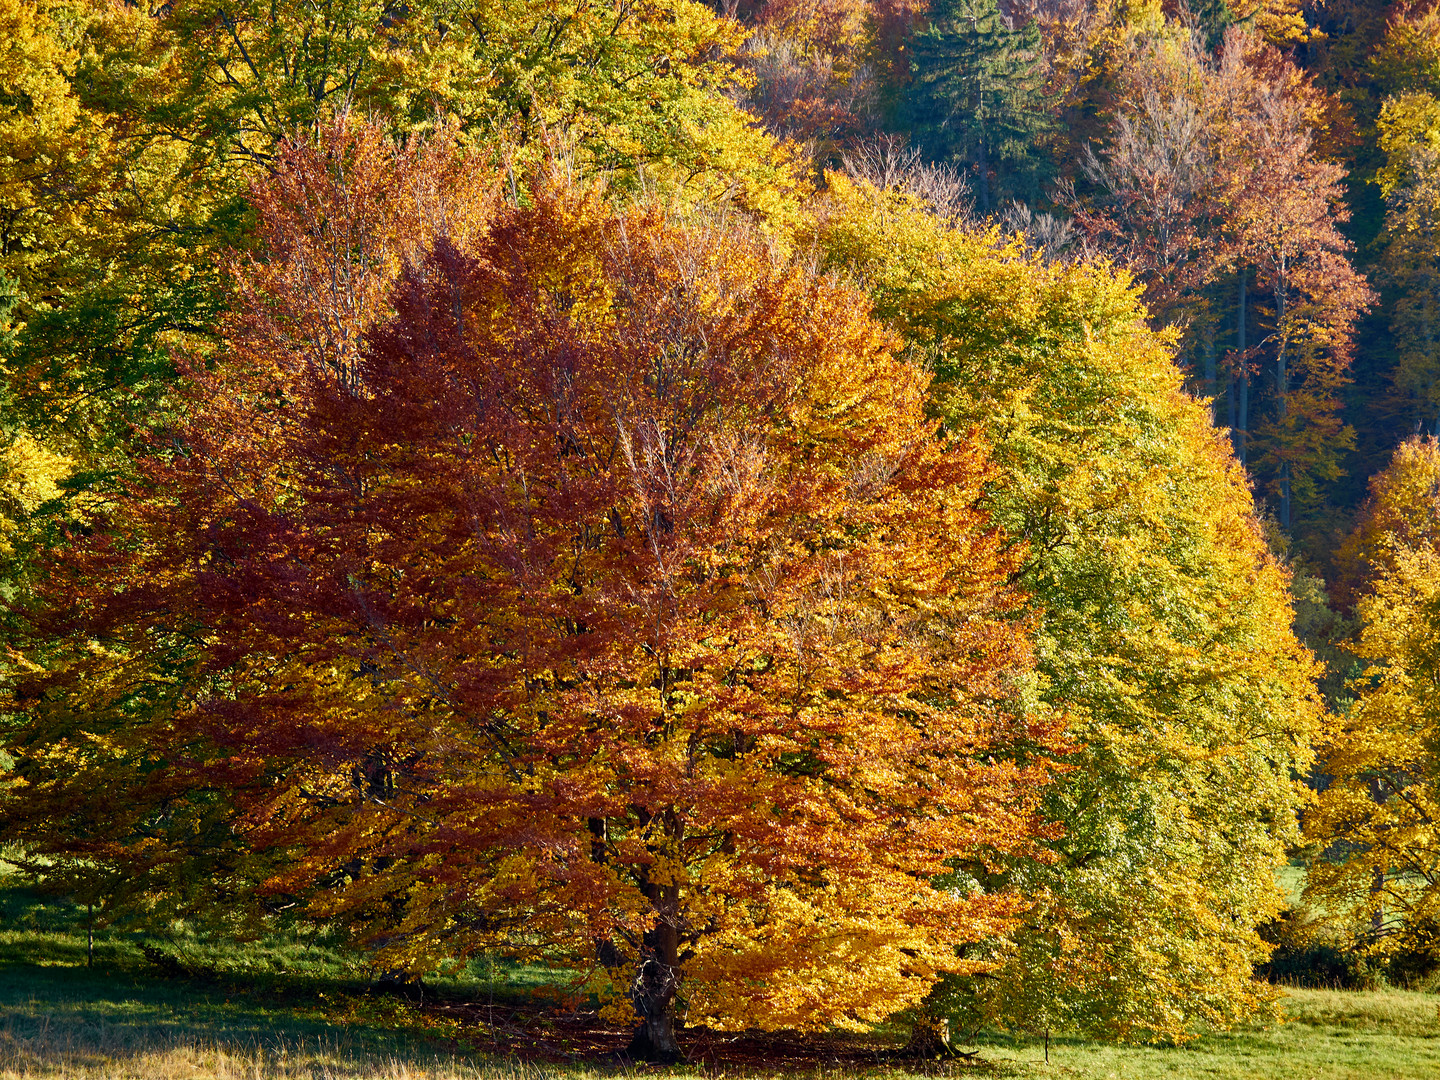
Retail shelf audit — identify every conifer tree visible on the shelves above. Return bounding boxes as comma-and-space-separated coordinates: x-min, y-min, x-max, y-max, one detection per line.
908, 0, 1051, 213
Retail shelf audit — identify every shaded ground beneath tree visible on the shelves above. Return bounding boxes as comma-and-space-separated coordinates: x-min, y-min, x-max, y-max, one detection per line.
3, 948, 1439, 1078
0, 872, 929, 1071
425, 997, 925, 1068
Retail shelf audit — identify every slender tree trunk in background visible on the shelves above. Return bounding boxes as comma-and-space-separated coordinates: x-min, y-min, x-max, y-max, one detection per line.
1226, 303, 1237, 435
975, 128, 991, 215
1425, 302, 1435, 434
1369, 775, 1386, 940
1276, 274, 1290, 528
1235, 272, 1249, 466
87, 903, 93, 967
1203, 316, 1217, 421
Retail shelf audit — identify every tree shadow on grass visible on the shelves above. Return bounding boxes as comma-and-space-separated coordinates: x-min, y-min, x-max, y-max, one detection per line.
0, 933, 465, 1077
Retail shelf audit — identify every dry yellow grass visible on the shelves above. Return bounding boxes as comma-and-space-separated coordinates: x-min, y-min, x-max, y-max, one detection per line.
0, 1019, 537, 1080
0, 1045, 518, 1079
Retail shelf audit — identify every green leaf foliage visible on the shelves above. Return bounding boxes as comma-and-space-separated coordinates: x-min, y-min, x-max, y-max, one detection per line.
810, 173, 1324, 1043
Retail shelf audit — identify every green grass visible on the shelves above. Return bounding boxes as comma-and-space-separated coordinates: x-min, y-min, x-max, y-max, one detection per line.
1276, 861, 1308, 906
0, 919, 481, 1077
967, 988, 1440, 1078
0, 869, 573, 1077
0, 872, 1437, 1078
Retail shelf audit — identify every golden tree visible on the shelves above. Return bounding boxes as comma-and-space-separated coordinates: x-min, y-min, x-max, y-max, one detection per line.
1308, 437, 1440, 954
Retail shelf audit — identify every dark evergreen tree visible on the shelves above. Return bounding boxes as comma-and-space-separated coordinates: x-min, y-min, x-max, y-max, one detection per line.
907, 0, 1051, 214
1188, 0, 1235, 53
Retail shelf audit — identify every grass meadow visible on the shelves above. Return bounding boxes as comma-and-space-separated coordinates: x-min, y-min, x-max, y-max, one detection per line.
0, 871, 1436, 1079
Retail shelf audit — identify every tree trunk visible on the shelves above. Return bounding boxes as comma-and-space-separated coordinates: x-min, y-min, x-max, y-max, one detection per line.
975, 131, 991, 216
627, 952, 683, 1062
1203, 316, 1217, 422
1276, 272, 1290, 528
1369, 775, 1386, 940
626, 878, 684, 1063
1226, 316, 1237, 435
903, 1012, 954, 1058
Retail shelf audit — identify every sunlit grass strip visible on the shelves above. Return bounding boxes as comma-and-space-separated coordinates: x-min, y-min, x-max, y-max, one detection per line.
0, 1032, 547, 1080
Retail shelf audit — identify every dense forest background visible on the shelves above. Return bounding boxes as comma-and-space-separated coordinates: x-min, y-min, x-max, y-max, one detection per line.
4, 0, 1440, 1061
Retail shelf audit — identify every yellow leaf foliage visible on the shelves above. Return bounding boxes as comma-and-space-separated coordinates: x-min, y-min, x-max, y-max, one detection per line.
1308, 437, 1440, 951
0, 431, 71, 554
0, 0, 109, 317
1372, 87, 1440, 435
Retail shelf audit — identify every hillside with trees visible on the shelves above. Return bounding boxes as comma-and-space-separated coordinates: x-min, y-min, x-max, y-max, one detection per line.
3, 0, 1440, 1069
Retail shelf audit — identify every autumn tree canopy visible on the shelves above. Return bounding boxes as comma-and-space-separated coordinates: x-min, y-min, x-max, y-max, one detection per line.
811, 170, 1324, 1043
1066, 26, 1371, 533
1, 128, 1062, 1060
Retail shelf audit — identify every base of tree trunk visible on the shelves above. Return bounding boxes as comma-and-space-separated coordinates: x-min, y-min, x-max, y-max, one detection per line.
625, 1018, 686, 1064
899, 1015, 975, 1060
372, 969, 427, 1001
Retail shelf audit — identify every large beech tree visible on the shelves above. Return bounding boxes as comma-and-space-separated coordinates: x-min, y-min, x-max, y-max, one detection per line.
2, 130, 1060, 1058
811, 171, 1324, 1043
